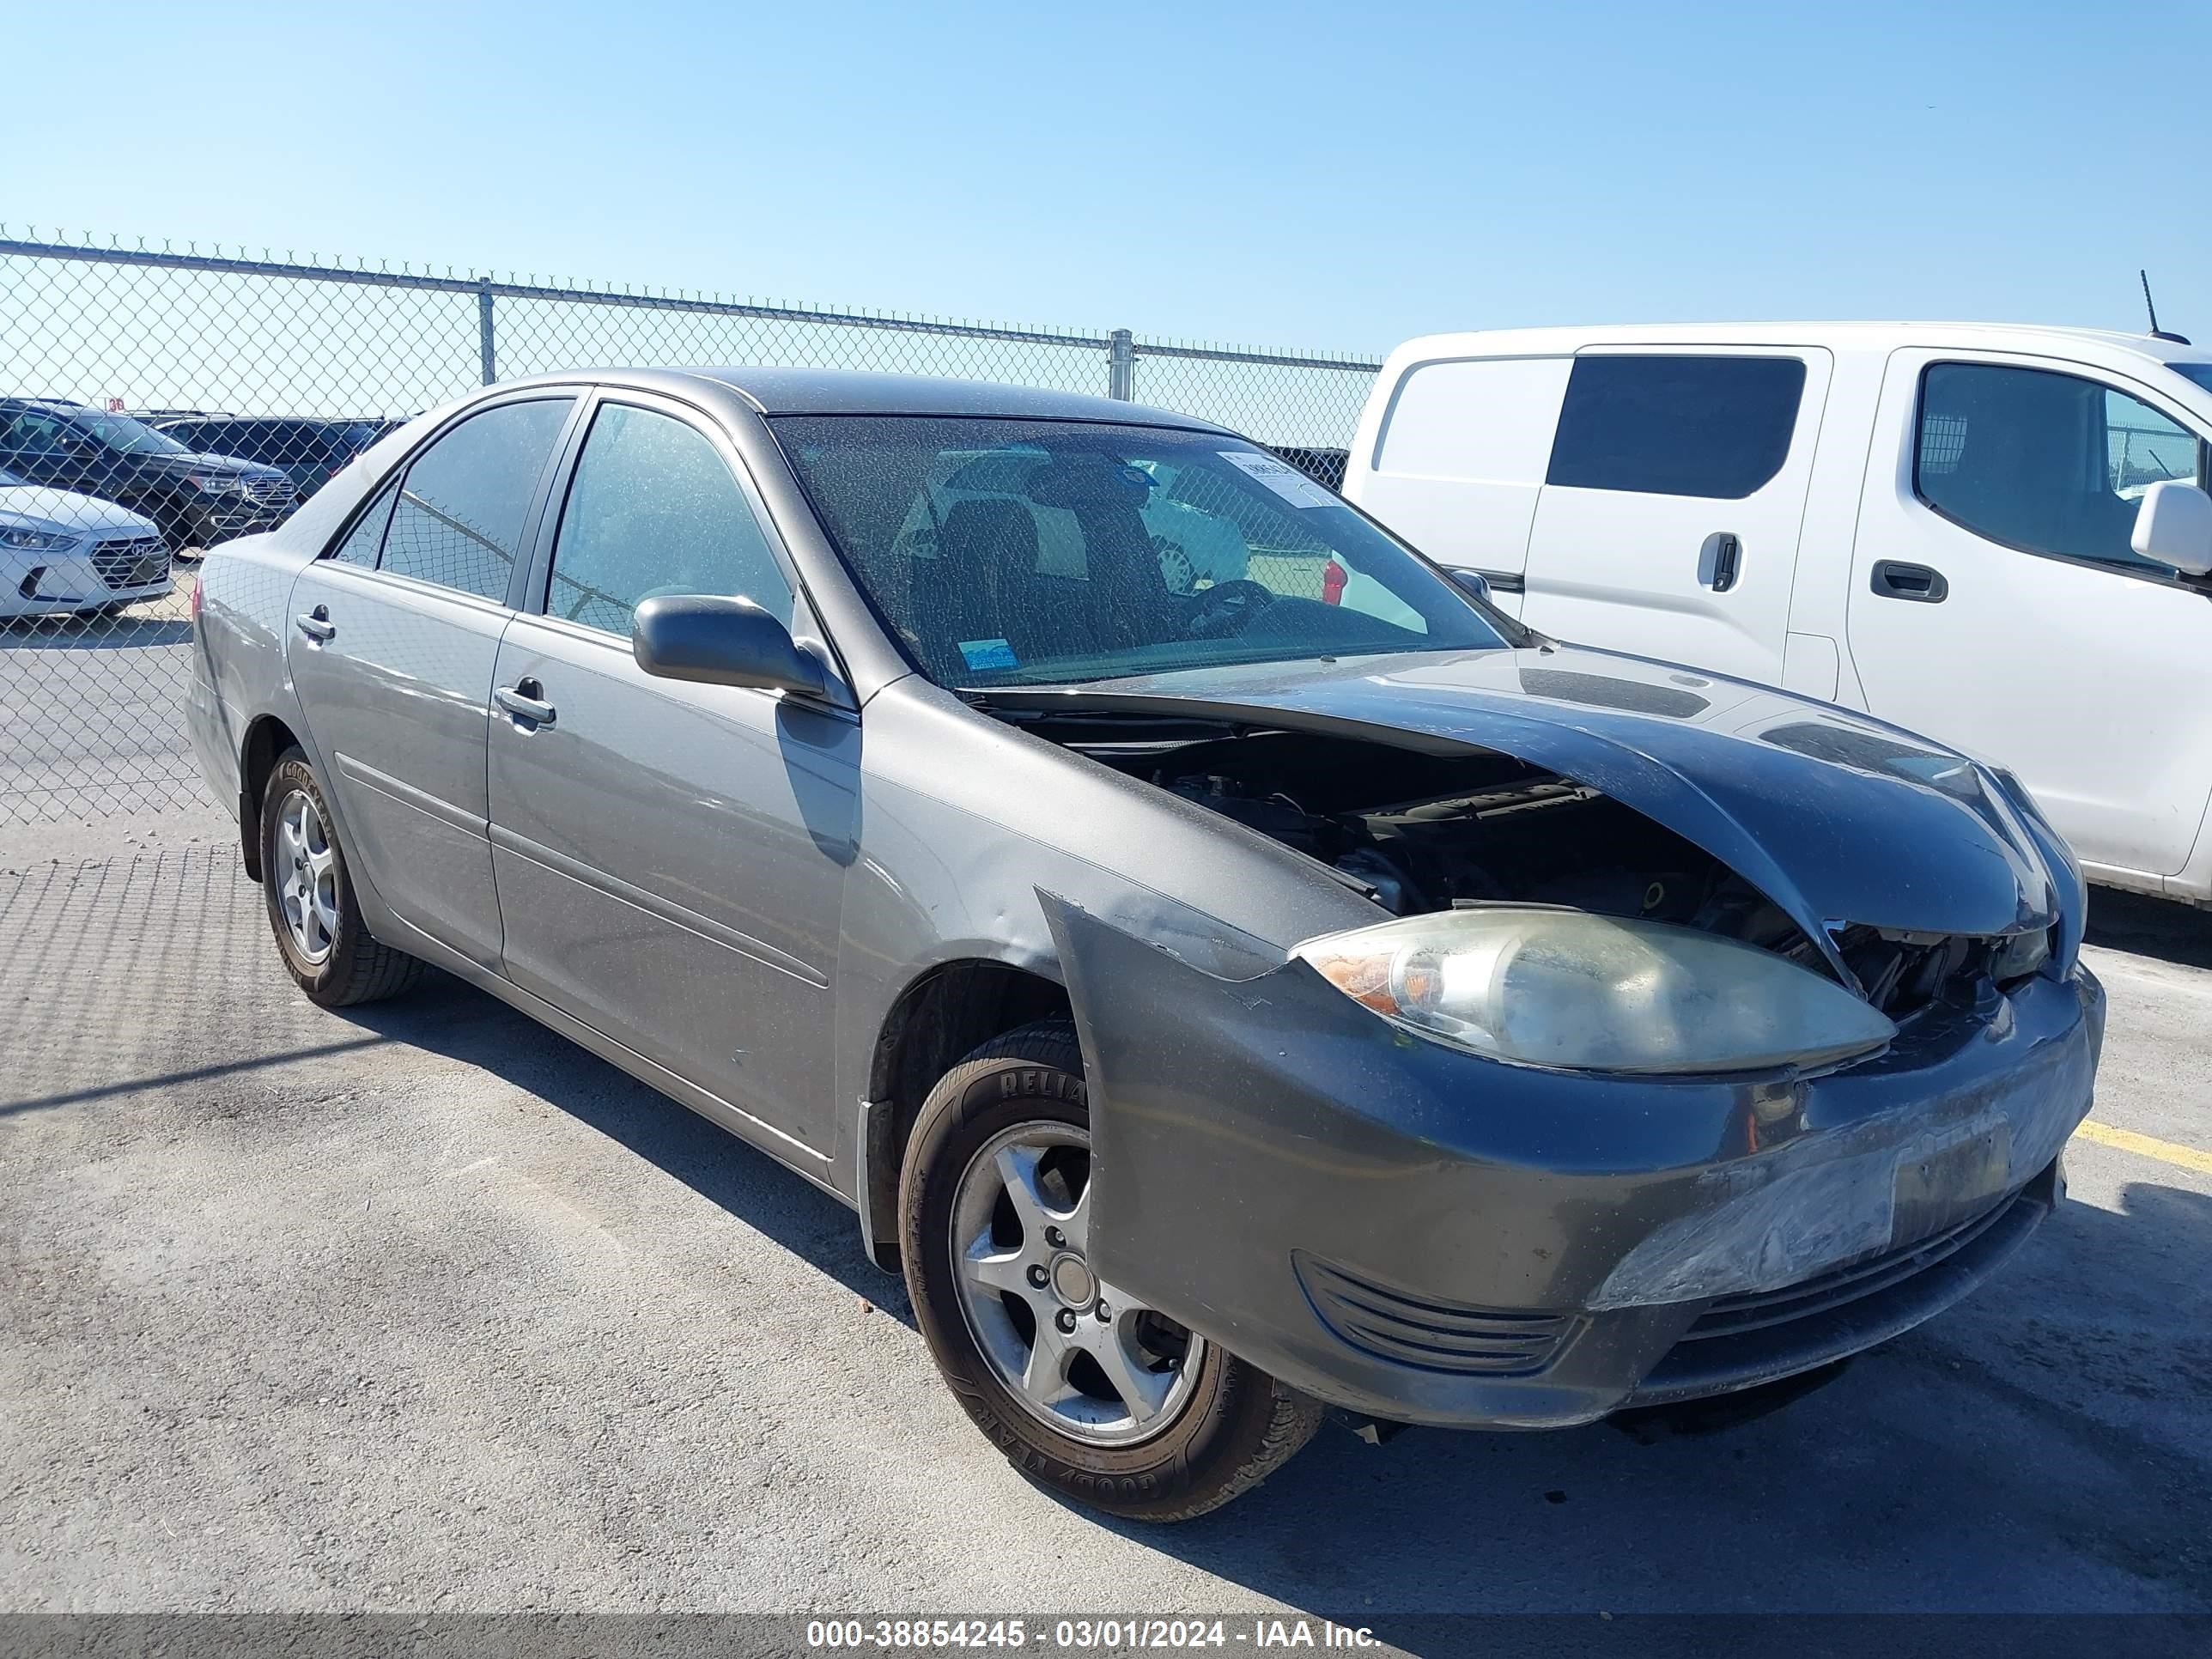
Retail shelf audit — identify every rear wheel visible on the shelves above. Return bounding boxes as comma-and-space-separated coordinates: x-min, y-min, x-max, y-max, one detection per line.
900, 1020, 1322, 1521
259, 750, 425, 1007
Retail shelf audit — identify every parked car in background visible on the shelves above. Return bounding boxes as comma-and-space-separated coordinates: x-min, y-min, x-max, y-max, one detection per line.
1266, 444, 1350, 490
190, 368, 2100, 1521
0, 464, 172, 619
0, 398, 295, 555
1345, 323, 2212, 907
140, 414, 393, 499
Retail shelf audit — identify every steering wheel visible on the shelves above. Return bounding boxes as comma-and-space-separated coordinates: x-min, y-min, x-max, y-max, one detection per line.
1182, 579, 1277, 640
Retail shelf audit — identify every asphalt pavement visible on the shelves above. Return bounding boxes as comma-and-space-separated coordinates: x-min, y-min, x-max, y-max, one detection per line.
1, 826, 2206, 1636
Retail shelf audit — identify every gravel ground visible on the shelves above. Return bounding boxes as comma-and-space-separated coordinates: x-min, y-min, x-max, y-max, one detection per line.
1, 842, 2207, 1627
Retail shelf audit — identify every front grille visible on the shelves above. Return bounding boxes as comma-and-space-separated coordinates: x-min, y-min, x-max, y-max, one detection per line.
1679, 1192, 2016, 1343
1295, 1252, 1576, 1376
238, 475, 295, 507
88, 535, 170, 591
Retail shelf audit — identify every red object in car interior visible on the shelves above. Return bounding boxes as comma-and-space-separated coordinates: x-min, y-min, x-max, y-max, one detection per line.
1321, 558, 1346, 605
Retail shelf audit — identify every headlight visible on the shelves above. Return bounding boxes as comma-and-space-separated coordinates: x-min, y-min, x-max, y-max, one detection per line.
184, 473, 240, 495
1293, 907, 1897, 1075
0, 523, 78, 551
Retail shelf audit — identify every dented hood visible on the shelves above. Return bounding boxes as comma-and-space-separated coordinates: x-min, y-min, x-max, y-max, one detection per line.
987, 645, 2063, 955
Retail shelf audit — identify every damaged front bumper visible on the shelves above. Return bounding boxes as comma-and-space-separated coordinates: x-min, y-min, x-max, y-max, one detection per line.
1048, 899, 2105, 1431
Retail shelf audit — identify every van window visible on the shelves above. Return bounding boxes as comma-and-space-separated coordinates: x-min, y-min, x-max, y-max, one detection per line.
1546, 355, 1807, 499
1916, 363, 2208, 576
1376, 357, 1572, 482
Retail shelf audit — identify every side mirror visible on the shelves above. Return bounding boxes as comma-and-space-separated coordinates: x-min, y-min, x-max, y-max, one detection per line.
2131, 480, 2212, 577
1446, 568, 1493, 605
632, 593, 830, 700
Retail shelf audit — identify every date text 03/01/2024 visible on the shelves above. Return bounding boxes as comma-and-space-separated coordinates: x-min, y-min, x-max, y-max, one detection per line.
803, 1617, 1382, 1649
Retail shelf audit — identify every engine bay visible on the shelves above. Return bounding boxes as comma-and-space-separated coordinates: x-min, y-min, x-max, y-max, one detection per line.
977, 703, 2009, 1018
1059, 725, 1816, 958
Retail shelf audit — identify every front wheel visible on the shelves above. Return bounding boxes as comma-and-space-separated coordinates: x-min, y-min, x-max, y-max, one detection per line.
260, 750, 425, 1007
900, 1020, 1322, 1521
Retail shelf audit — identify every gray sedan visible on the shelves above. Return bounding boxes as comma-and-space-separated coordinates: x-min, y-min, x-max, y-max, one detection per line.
186, 368, 2103, 1521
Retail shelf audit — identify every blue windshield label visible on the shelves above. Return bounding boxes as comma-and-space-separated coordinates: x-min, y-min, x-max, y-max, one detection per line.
958, 637, 1019, 671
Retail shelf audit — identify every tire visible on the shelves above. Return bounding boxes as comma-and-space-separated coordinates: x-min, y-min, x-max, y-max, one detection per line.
150, 507, 195, 556
900, 1019, 1323, 1522
259, 750, 426, 1007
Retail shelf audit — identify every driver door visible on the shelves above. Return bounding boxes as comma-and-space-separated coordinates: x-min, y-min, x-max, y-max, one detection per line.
486, 393, 859, 1161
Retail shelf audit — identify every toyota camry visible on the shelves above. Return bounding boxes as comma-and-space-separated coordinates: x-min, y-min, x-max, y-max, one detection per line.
186, 368, 2103, 1521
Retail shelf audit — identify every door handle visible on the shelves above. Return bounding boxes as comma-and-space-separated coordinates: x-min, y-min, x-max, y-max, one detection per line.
495, 680, 556, 726
295, 605, 335, 642
1870, 561, 1949, 603
1698, 532, 1742, 592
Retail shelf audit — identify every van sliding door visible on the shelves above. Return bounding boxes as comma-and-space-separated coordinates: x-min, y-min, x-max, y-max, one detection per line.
1520, 349, 1831, 686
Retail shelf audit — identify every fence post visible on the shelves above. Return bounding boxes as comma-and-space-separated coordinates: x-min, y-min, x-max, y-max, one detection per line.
1106, 328, 1135, 400
477, 281, 497, 386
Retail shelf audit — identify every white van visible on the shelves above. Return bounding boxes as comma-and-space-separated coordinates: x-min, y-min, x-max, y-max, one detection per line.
1343, 323, 2212, 904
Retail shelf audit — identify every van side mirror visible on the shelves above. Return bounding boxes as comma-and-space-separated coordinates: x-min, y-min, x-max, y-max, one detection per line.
2131, 480, 2212, 578
1446, 568, 1493, 605
632, 593, 830, 700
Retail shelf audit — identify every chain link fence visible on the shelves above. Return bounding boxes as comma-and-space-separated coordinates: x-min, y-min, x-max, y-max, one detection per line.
0, 229, 1381, 826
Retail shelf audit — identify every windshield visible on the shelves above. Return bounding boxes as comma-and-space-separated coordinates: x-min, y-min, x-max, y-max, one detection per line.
2170, 363, 2212, 398
67, 410, 191, 457
0, 466, 23, 488
771, 416, 1510, 687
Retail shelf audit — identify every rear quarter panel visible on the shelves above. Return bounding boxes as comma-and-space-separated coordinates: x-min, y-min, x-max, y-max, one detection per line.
186, 410, 441, 821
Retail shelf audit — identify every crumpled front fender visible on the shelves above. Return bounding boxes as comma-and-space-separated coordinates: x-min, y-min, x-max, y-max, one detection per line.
1044, 891, 2102, 1427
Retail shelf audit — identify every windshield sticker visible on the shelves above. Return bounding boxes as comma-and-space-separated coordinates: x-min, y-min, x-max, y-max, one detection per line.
1218, 449, 1338, 509
958, 637, 1019, 672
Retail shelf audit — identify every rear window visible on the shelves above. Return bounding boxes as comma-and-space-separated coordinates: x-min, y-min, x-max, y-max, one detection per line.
1546, 355, 1807, 499
1376, 357, 1572, 482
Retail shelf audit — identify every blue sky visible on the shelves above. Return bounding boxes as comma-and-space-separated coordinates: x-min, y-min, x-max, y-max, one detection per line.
10, 0, 2210, 354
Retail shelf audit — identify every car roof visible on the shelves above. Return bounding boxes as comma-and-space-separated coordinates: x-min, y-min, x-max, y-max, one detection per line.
494, 366, 1236, 432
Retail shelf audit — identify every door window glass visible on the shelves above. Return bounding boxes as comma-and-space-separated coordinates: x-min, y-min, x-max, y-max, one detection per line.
1, 410, 77, 456
380, 398, 573, 601
328, 482, 398, 567
1547, 355, 1807, 499
1917, 363, 2207, 574
547, 404, 793, 637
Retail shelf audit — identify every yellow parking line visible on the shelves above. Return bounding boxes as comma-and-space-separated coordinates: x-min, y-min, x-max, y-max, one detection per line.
2075, 1119, 2212, 1176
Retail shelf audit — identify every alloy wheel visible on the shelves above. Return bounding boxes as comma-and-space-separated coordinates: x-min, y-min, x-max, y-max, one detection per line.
948, 1121, 1203, 1447
272, 787, 339, 966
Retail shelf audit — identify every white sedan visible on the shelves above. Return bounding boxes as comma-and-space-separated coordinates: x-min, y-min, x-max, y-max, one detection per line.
0, 466, 173, 619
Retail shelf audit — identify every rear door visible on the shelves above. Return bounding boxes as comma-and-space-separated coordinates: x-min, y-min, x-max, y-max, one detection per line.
284, 392, 579, 966
486, 392, 856, 1158
1845, 349, 2212, 880
1520, 349, 1830, 684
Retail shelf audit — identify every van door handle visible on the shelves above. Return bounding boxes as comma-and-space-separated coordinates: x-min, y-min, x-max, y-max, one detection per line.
495, 680, 556, 726
1870, 561, 1949, 603
295, 605, 335, 642
1698, 532, 1741, 592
